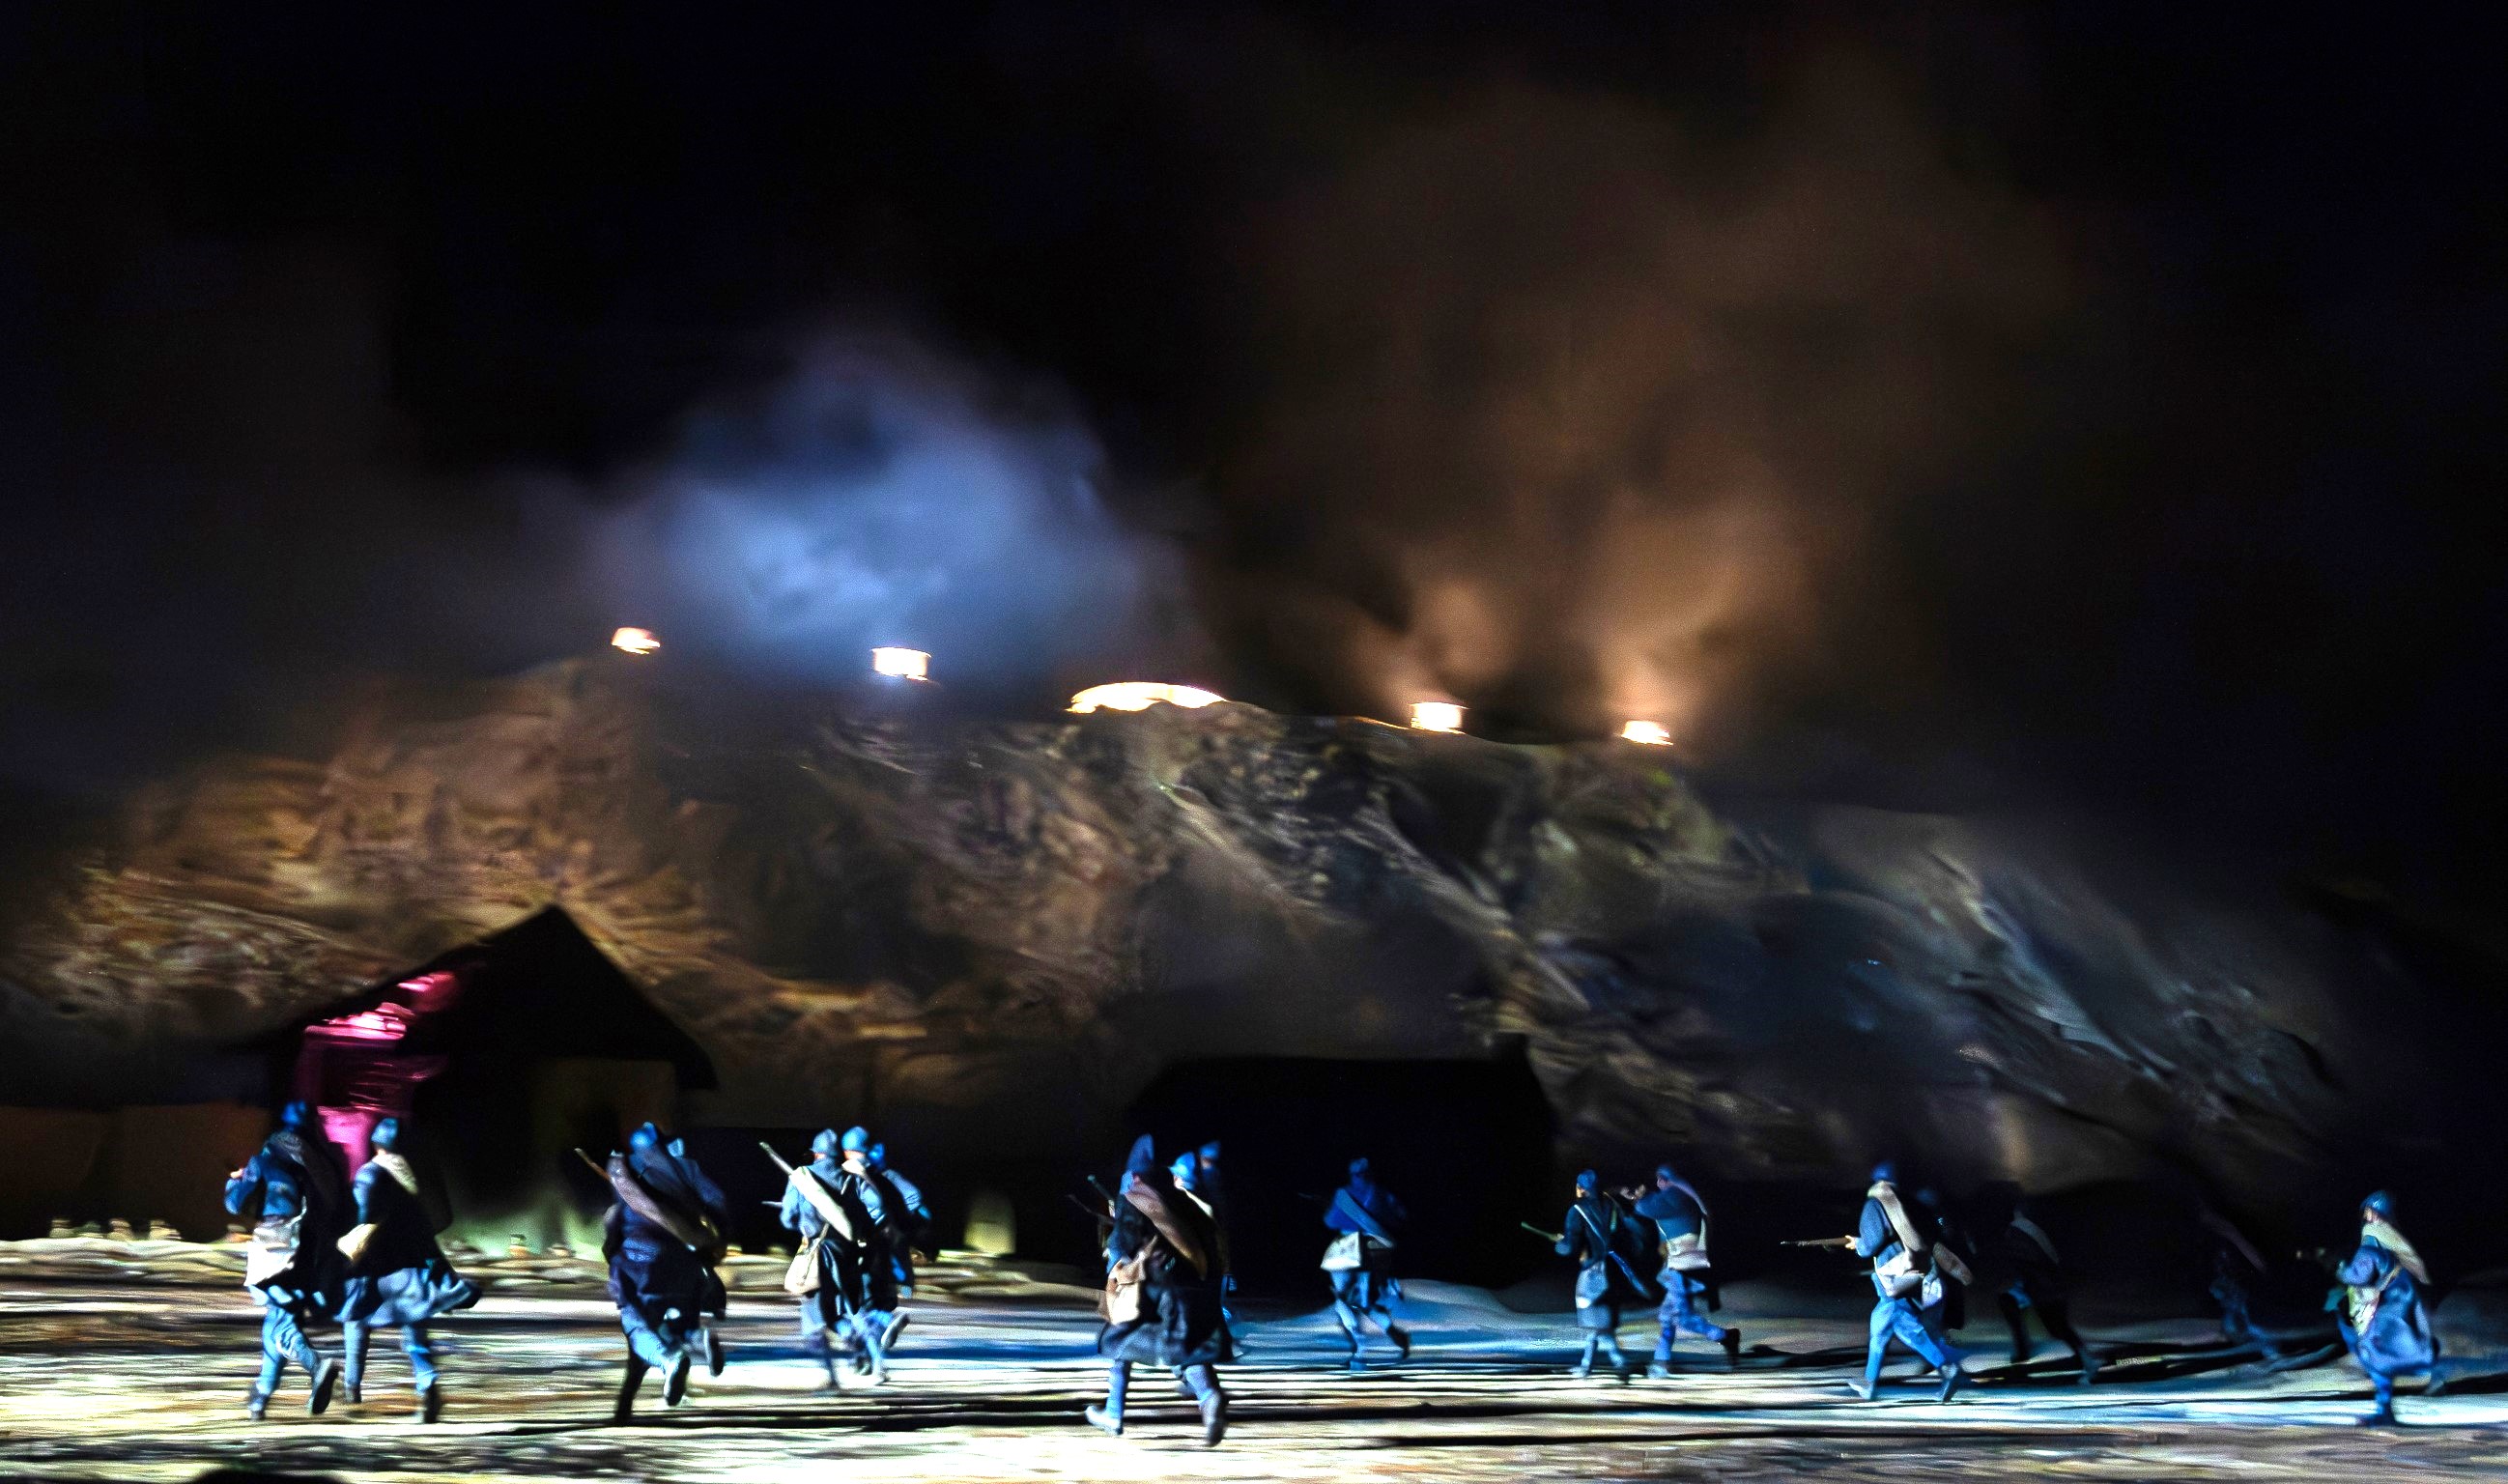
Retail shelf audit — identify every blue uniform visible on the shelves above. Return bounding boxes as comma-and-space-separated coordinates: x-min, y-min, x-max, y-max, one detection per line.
779, 1150, 895, 1384
1635, 1180, 1732, 1363
1323, 1164, 1411, 1359
1087, 1138, 1230, 1445
222, 1127, 346, 1414
2334, 1216, 2437, 1421
1851, 1181, 1964, 1399
338, 1147, 479, 1406
1554, 1190, 1637, 1375
604, 1134, 730, 1412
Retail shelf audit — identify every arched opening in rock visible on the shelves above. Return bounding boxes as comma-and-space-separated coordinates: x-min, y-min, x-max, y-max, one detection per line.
1125, 1049, 1556, 1294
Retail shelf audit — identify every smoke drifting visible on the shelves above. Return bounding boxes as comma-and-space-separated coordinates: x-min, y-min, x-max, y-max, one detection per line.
573, 337, 1196, 699
1208, 66, 2069, 752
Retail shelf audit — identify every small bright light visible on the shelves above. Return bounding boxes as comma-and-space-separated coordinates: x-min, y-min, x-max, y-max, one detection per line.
1069, 682, 1227, 714
1620, 720, 1672, 746
1411, 701, 1466, 733
871, 647, 931, 681
610, 626, 661, 656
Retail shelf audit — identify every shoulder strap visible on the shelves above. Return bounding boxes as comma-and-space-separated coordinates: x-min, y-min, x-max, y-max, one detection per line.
788, 1167, 855, 1242
611, 1156, 717, 1251
1126, 1184, 1210, 1276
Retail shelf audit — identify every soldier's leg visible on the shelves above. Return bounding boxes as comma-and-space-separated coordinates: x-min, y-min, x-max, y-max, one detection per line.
1365, 1276, 1410, 1355
1856, 1300, 1895, 1397
1573, 1332, 1600, 1377
1891, 1303, 1966, 1401
1596, 1315, 1629, 1374
799, 1299, 840, 1385
272, 1306, 339, 1414
249, 1308, 288, 1417
1086, 1359, 1130, 1435
404, 1324, 442, 1422
2364, 1368, 2397, 1425
848, 1309, 890, 1384
341, 1319, 371, 1400
2034, 1293, 2097, 1381
1998, 1290, 2033, 1363
620, 1305, 676, 1370
1182, 1362, 1227, 1446
614, 1345, 650, 1421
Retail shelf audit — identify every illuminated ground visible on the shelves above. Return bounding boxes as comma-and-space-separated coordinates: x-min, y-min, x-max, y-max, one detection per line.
2, 1257, 2504, 1483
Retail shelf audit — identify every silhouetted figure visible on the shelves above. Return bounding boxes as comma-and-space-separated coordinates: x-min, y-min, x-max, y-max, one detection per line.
1633, 1162, 1738, 1375
1322, 1156, 1411, 1366
778, 1126, 896, 1385
1554, 1170, 1639, 1379
222, 1101, 346, 1420
2198, 1206, 2282, 1361
867, 1138, 929, 1350
1968, 1182, 2096, 1383
1090, 1136, 1232, 1446
602, 1122, 730, 1419
2332, 1190, 2437, 1426
336, 1116, 478, 1422
1847, 1162, 1966, 1402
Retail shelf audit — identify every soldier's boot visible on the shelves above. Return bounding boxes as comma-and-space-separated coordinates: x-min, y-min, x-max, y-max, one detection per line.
1085, 1360, 1128, 1436
1333, 1306, 1366, 1370
613, 1354, 648, 1423
245, 1388, 271, 1422
663, 1347, 692, 1408
1934, 1362, 1968, 1404
856, 1321, 890, 1384
882, 1311, 912, 1351
1598, 1335, 1632, 1382
1721, 1328, 1744, 1369
1571, 1335, 1599, 1379
1645, 1358, 1675, 1380
306, 1357, 341, 1416
341, 1323, 369, 1406
1386, 1323, 1412, 1361
2075, 1347, 2101, 1386
417, 1384, 443, 1424
701, 1326, 726, 1377
1183, 1365, 1227, 1447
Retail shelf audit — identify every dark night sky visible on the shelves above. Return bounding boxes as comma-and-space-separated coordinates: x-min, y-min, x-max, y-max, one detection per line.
2, 4, 2502, 903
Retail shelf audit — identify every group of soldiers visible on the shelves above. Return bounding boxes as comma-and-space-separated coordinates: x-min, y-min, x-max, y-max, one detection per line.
223, 1106, 929, 1424
222, 1109, 2444, 1435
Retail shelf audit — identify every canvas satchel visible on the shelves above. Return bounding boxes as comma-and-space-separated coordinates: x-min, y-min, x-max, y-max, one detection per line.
1102, 1250, 1150, 1324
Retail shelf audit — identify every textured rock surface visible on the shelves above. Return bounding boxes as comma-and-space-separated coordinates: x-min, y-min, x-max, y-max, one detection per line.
0, 661, 2437, 1211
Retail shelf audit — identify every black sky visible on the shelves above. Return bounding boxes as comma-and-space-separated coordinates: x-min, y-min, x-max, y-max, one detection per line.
2, 3, 2502, 902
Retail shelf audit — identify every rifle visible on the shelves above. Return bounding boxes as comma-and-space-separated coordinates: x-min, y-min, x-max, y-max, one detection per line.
1521, 1221, 1565, 1243
1783, 1236, 1859, 1249
759, 1141, 797, 1178
572, 1147, 610, 1179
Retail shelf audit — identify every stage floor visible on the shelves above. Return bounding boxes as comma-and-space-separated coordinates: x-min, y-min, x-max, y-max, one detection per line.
2, 1274, 2503, 1483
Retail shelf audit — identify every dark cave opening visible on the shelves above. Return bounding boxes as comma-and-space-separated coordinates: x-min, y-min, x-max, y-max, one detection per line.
1124, 1048, 1557, 1295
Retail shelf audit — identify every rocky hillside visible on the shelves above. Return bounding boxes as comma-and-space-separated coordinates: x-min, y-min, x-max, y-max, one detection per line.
0, 660, 2453, 1218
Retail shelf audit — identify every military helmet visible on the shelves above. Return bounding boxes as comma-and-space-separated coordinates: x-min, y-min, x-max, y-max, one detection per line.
628, 1122, 663, 1153
1869, 1160, 1898, 1184
278, 1100, 316, 1130
840, 1126, 871, 1154
370, 1116, 404, 1152
810, 1127, 841, 1158
2363, 1189, 2399, 1219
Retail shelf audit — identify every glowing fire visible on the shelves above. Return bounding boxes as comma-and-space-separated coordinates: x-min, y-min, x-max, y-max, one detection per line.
610, 626, 661, 656
1069, 682, 1226, 714
1620, 720, 1672, 746
871, 646, 931, 680
1411, 701, 1466, 733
